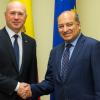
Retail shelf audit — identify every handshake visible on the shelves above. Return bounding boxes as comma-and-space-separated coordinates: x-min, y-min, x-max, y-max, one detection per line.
17, 82, 32, 99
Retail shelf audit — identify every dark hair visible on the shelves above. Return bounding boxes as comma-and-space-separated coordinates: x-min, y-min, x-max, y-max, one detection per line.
75, 13, 80, 23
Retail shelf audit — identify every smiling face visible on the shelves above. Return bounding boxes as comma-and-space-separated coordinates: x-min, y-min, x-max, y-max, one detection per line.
5, 1, 27, 33
58, 11, 80, 42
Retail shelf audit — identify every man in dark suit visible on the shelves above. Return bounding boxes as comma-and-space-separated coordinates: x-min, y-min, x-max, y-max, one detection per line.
0, 1, 38, 100
29, 10, 100, 100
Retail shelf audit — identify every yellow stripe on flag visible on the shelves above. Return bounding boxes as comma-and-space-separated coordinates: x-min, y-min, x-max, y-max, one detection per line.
20, 0, 35, 38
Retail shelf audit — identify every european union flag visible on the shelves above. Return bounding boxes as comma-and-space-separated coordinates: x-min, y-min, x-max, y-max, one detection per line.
51, 1, 76, 100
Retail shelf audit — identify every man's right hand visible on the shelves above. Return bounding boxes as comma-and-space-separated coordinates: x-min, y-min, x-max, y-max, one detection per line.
17, 82, 32, 99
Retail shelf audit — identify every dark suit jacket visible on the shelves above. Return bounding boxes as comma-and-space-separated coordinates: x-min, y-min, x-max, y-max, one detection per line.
0, 28, 38, 100
31, 34, 100, 100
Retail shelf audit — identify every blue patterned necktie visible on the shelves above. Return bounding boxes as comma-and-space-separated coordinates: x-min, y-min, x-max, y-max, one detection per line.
13, 34, 19, 67
60, 43, 72, 81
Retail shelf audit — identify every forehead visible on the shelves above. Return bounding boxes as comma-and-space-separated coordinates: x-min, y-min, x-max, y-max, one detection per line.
7, 2, 25, 13
58, 11, 75, 23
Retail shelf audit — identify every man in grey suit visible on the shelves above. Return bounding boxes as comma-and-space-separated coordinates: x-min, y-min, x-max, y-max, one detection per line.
28, 10, 100, 100
0, 1, 38, 100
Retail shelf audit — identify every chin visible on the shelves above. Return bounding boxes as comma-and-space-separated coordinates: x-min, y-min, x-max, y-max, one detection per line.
64, 38, 72, 42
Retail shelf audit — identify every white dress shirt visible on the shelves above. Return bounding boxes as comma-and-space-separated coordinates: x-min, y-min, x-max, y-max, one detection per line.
5, 26, 23, 69
5, 26, 23, 91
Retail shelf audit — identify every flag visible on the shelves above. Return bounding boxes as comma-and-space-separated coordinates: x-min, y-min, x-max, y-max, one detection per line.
19, 0, 35, 38
51, 0, 76, 100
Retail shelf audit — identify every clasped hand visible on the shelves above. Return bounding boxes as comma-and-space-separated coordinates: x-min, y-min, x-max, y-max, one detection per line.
17, 82, 32, 99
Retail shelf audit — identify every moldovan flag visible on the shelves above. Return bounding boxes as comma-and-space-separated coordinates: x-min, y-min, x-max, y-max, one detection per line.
51, 0, 76, 100
19, 0, 35, 38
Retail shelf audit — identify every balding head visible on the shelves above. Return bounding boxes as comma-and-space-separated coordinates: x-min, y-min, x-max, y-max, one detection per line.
57, 10, 81, 42
58, 10, 80, 24
6, 1, 26, 15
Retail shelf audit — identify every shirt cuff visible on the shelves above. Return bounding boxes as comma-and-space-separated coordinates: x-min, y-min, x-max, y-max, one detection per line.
15, 82, 20, 92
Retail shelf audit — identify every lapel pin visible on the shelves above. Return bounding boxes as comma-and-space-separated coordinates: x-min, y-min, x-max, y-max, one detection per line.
24, 40, 28, 43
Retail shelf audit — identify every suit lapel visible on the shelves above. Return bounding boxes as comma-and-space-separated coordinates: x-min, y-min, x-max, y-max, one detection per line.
65, 34, 86, 81
0, 28, 19, 72
55, 43, 65, 82
19, 33, 29, 73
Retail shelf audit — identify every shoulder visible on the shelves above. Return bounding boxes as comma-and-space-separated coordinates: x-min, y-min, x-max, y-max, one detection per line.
52, 43, 64, 50
21, 32, 36, 45
80, 34, 99, 45
0, 27, 6, 34
80, 34, 100, 52
50, 43, 64, 56
85, 36, 99, 45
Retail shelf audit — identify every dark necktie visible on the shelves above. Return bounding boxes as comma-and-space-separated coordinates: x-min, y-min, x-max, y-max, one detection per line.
60, 44, 72, 81
13, 34, 19, 67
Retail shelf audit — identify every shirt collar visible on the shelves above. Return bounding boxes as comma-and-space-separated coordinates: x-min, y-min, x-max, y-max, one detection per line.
65, 33, 81, 47
5, 26, 22, 39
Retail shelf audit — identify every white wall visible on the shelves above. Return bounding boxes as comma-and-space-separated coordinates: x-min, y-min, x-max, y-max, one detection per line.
0, 0, 9, 28
77, 0, 100, 40
33, 0, 54, 100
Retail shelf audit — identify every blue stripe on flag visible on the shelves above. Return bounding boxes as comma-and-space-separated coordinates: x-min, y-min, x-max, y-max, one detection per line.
51, 0, 76, 100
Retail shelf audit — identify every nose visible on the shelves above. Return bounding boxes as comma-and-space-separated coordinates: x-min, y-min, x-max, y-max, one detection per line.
14, 13, 19, 19
63, 25, 68, 32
